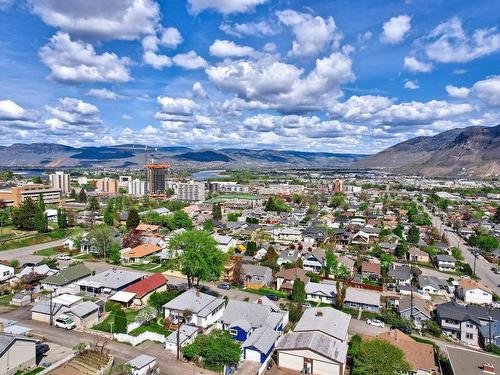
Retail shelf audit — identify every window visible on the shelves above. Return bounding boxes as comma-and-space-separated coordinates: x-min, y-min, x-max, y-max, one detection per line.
229, 329, 238, 336
466, 323, 474, 329
466, 333, 473, 340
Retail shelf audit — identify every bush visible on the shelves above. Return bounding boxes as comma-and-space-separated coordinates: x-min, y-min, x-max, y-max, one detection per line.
113, 309, 127, 333
104, 301, 122, 313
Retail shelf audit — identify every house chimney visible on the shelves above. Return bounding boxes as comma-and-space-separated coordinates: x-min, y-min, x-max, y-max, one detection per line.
315, 311, 323, 317
257, 298, 262, 304
481, 363, 495, 374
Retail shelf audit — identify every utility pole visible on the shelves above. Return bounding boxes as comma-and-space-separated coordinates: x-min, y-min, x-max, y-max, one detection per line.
473, 250, 477, 278
176, 315, 182, 361
49, 290, 54, 326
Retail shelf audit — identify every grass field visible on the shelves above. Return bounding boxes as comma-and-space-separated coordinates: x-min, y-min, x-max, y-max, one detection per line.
0, 294, 13, 305
125, 262, 168, 273
0, 227, 80, 251
32, 247, 58, 256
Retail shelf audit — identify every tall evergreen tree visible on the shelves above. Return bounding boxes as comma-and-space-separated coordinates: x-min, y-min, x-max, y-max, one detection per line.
69, 188, 77, 200
126, 208, 140, 229
78, 189, 87, 203
37, 193, 45, 212
212, 204, 222, 221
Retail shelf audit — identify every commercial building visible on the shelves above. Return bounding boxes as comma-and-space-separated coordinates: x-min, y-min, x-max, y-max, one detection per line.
49, 171, 71, 194
145, 163, 170, 194
0, 184, 61, 207
176, 181, 206, 202
128, 179, 147, 196
208, 181, 249, 193
95, 178, 118, 193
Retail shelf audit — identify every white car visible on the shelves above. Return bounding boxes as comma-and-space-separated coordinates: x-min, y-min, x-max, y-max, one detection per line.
57, 254, 71, 261
54, 315, 76, 330
366, 318, 385, 328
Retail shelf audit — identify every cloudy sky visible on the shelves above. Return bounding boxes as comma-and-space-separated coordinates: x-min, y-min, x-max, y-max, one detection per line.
0, 0, 499, 153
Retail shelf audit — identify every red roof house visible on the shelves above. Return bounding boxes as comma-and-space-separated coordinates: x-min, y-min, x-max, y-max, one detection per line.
124, 273, 168, 305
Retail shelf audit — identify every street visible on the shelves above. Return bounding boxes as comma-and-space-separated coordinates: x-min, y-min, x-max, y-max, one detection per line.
0, 238, 67, 264
430, 213, 500, 295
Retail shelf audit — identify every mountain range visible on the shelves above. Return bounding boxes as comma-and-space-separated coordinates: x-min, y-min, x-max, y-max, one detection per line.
354, 124, 500, 177
0, 143, 366, 169
0, 124, 498, 177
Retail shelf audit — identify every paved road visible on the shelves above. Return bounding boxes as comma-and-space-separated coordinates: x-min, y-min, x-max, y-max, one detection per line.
2, 307, 217, 375
430, 212, 500, 296
0, 239, 67, 264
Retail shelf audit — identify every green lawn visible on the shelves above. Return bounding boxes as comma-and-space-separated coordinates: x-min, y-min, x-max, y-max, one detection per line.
129, 320, 171, 337
15, 367, 44, 375
0, 227, 81, 251
33, 247, 58, 256
93, 309, 141, 333
0, 294, 13, 305
125, 262, 168, 273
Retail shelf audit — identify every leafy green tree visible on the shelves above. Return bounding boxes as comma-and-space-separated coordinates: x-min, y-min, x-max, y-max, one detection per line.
86, 196, 100, 228
203, 219, 214, 232
126, 208, 140, 229
245, 241, 257, 256
12, 197, 38, 230
103, 200, 114, 226
113, 308, 127, 333
335, 281, 347, 309
324, 249, 338, 278
69, 188, 77, 200
291, 278, 306, 303
470, 234, 499, 253
246, 217, 259, 224
395, 243, 407, 258
148, 290, 179, 313
170, 230, 226, 288
264, 196, 291, 213
182, 330, 241, 372
9, 259, 19, 269
408, 224, 420, 244
348, 335, 362, 358
78, 189, 87, 203
286, 302, 304, 323
393, 225, 404, 239
352, 338, 410, 375
90, 224, 116, 259
172, 210, 193, 230
212, 204, 222, 220
39, 257, 58, 269
227, 212, 241, 222
108, 243, 121, 264
330, 192, 346, 208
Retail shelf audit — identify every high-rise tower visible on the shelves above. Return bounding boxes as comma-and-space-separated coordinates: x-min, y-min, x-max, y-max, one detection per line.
145, 163, 170, 194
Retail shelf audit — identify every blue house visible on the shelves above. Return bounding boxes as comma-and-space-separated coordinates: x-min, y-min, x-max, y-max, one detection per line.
220, 298, 288, 364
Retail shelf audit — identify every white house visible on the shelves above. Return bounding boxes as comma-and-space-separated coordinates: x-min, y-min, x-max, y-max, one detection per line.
163, 289, 225, 329
127, 355, 158, 375
212, 234, 237, 253
0, 264, 14, 282
435, 254, 456, 272
456, 279, 493, 305
277, 228, 303, 242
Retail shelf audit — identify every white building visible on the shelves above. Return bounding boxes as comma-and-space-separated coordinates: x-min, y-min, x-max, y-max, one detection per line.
175, 181, 206, 202
0, 264, 14, 282
209, 181, 249, 193
49, 171, 71, 194
457, 279, 493, 305
128, 179, 147, 196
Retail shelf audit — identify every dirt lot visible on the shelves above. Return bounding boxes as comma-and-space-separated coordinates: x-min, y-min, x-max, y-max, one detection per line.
37, 342, 73, 367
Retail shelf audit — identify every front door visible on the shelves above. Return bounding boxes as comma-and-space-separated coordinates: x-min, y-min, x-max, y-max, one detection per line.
303, 358, 313, 374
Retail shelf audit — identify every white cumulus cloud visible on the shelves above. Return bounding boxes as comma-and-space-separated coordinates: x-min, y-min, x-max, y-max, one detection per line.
209, 39, 255, 58
187, 0, 268, 15
380, 15, 411, 44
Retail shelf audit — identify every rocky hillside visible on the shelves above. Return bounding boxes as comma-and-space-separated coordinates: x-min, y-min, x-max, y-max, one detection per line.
354, 125, 500, 177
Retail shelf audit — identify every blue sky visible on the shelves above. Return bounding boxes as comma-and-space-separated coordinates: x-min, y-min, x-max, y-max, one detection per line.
0, 0, 499, 153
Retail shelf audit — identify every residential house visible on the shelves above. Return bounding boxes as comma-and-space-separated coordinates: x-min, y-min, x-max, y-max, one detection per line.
77, 269, 144, 295
277, 249, 301, 266
337, 255, 355, 275
121, 243, 162, 263
388, 265, 412, 286
163, 288, 225, 329
436, 301, 482, 347
409, 247, 430, 263
276, 268, 310, 293
456, 279, 493, 305
361, 261, 381, 280
41, 263, 91, 292
213, 234, 237, 253
331, 229, 349, 246
435, 254, 456, 272
135, 224, 160, 236
276, 308, 351, 375
351, 226, 380, 246
277, 228, 303, 242
302, 249, 325, 273
123, 273, 168, 306
127, 354, 158, 375
398, 295, 432, 329
220, 299, 288, 363
0, 264, 14, 282
65, 301, 100, 328
380, 242, 397, 253
0, 333, 37, 375
305, 282, 336, 304
446, 346, 500, 375
165, 325, 199, 352
31, 301, 65, 323
376, 330, 436, 375
239, 264, 273, 289
343, 287, 381, 312
419, 275, 448, 295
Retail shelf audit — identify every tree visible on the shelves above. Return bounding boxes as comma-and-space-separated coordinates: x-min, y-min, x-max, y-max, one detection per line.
324, 249, 338, 278
245, 241, 257, 256
148, 290, 179, 313
203, 219, 214, 232
291, 278, 306, 303
212, 204, 222, 220
57, 208, 68, 228
73, 342, 86, 353
170, 230, 226, 288
136, 306, 157, 325
182, 330, 241, 372
39, 257, 58, 269
126, 208, 140, 229
9, 259, 19, 269
37, 193, 45, 212
352, 338, 410, 375
103, 202, 114, 226
394, 243, 407, 258
108, 243, 121, 264
393, 225, 404, 239
264, 196, 290, 214
246, 217, 259, 224
335, 281, 347, 309
113, 308, 127, 334
172, 210, 193, 230
34, 208, 48, 233
12, 197, 38, 230
348, 335, 362, 358
408, 225, 420, 244
227, 212, 241, 222
78, 189, 87, 203
90, 224, 116, 259
69, 188, 77, 200
494, 206, 500, 224
86, 196, 100, 228
330, 192, 346, 208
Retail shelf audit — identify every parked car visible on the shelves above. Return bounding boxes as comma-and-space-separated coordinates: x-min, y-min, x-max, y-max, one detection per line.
367, 319, 385, 328
36, 343, 50, 356
390, 325, 412, 334
265, 294, 279, 301
302, 303, 312, 309
57, 254, 71, 261
54, 315, 76, 330
217, 283, 231, 290
22, 263, 36, 268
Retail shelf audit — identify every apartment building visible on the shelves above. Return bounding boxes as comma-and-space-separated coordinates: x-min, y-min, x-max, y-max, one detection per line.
0, 184, 61, 207
95, 178, 118, 193
174, 181, 206, 202
48, 171, 71, 194
128, 179, 147, 196
208, 181, 249, 193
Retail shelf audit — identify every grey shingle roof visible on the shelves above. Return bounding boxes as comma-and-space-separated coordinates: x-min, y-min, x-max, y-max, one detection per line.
242, 326, 280, 353
294, 307, 350, 342
68, 301, 99, 318
277, 331, 348, 364
128, 354, 156, 369
163, 288, 224, 317
221, 300, 286, 331
388, 265, 411, 281
0, 333, 37, 356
